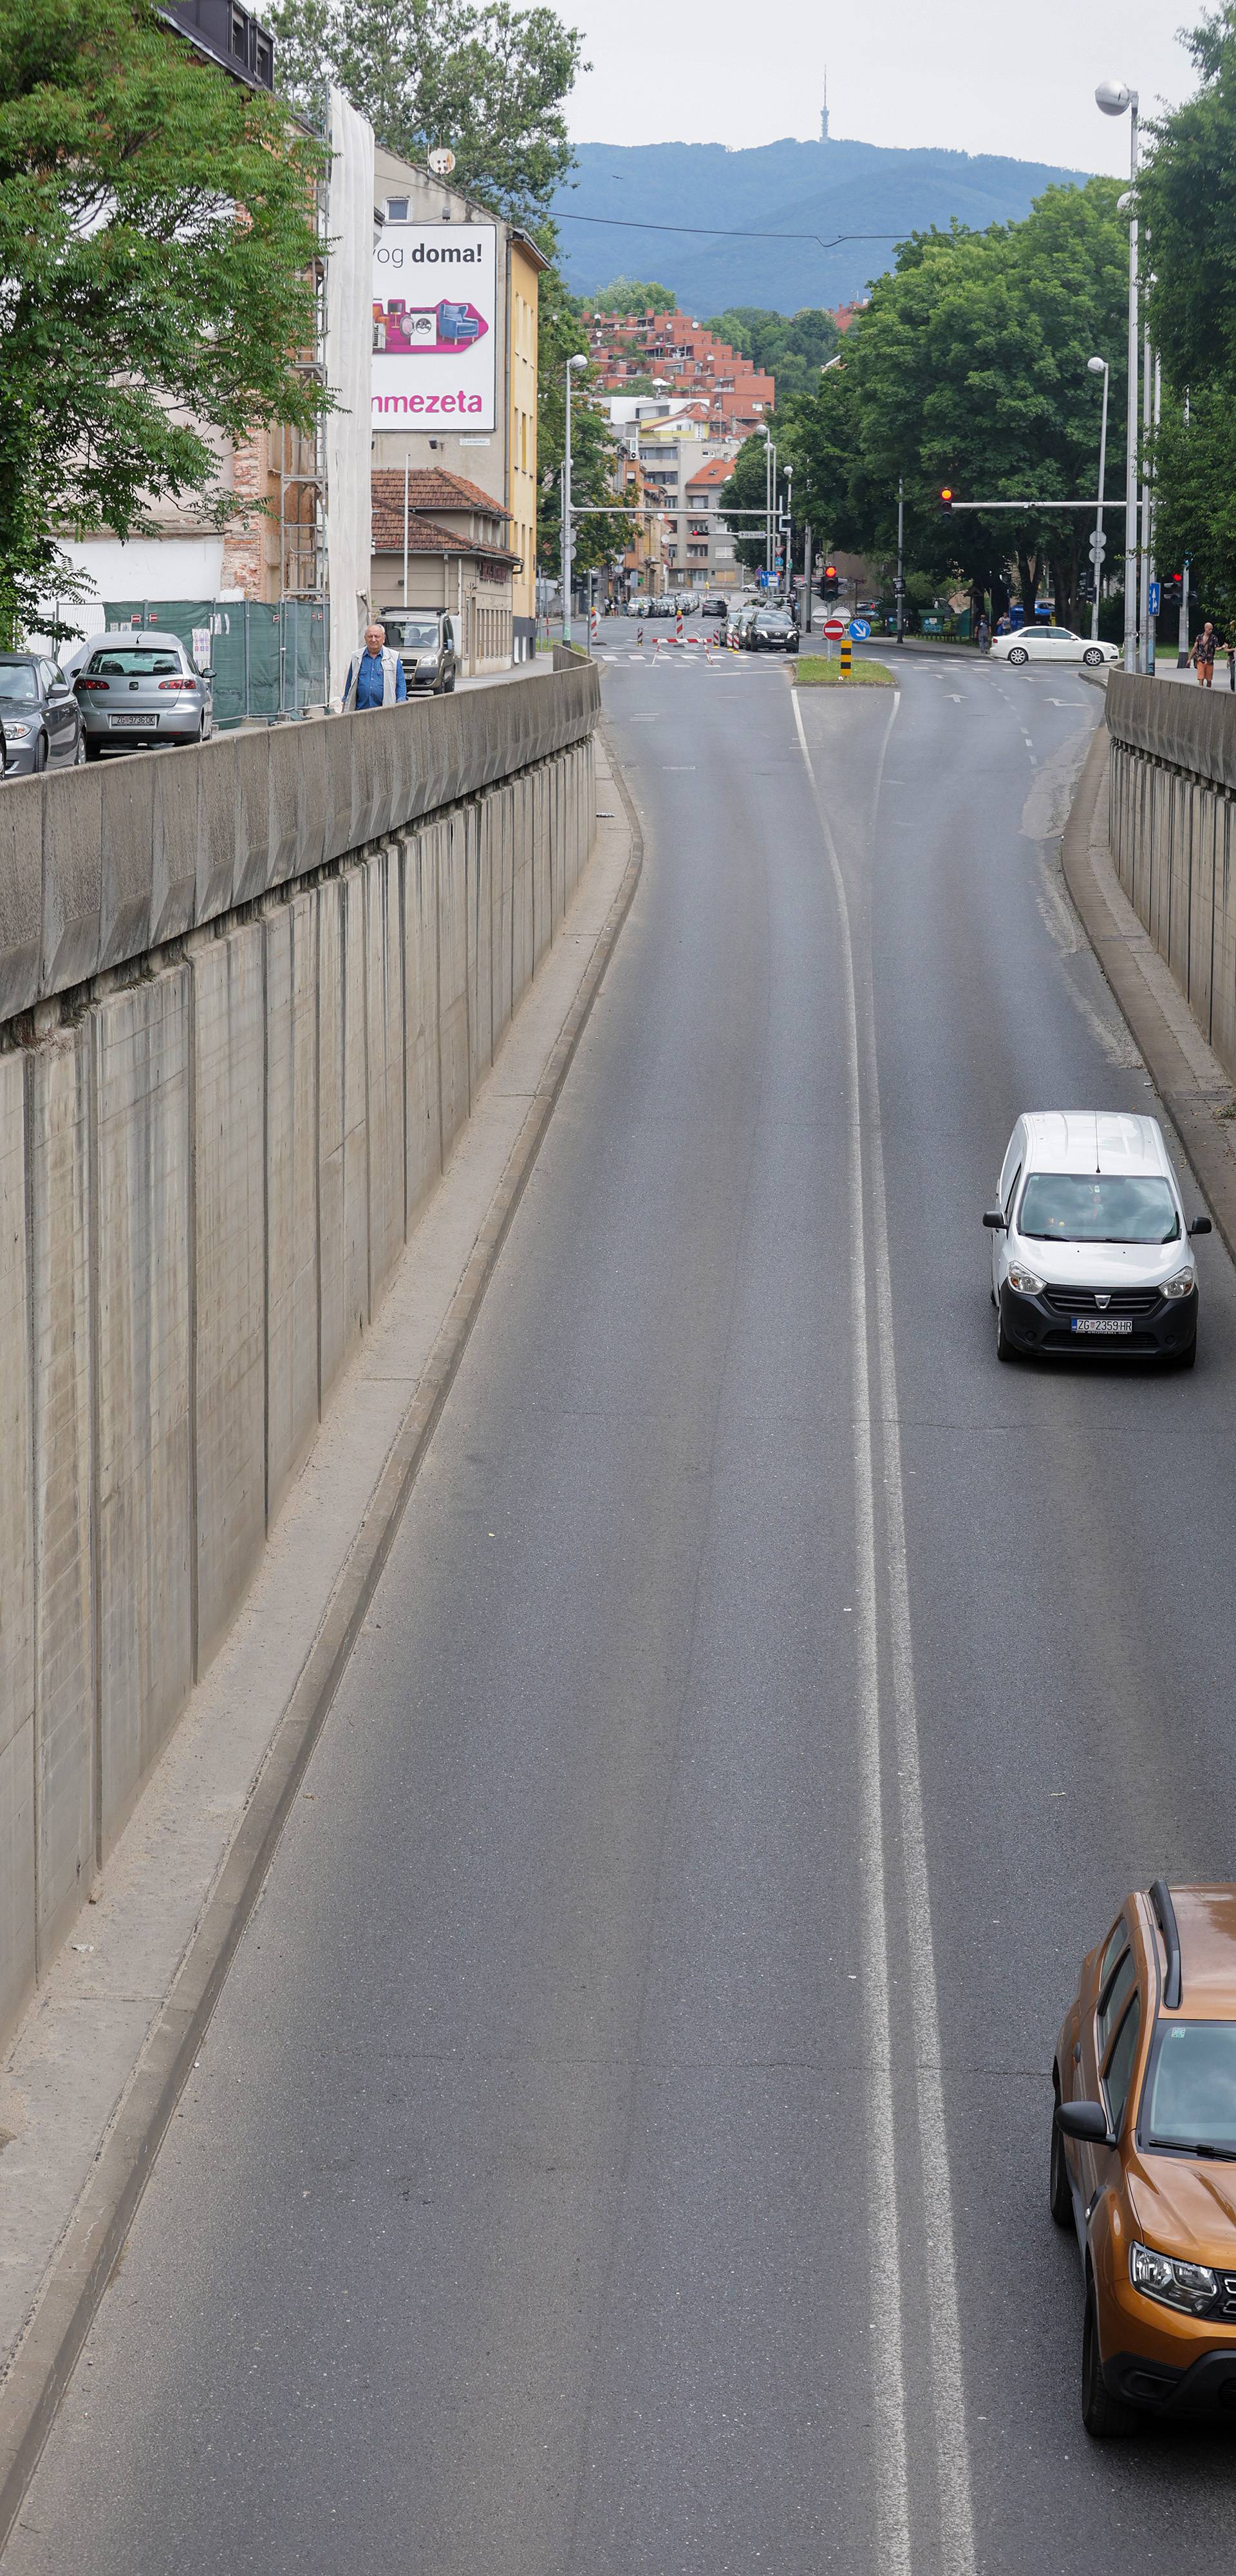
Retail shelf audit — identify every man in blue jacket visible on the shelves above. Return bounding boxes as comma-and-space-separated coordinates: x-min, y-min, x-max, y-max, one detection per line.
342, 623, 407, 709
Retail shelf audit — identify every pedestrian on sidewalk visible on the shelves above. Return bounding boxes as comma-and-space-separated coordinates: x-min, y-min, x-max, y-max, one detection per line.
342, 623, 407, 710
1226, 632, 1236, 692
1190, 620, 1218, 688
977, 612, 990, 655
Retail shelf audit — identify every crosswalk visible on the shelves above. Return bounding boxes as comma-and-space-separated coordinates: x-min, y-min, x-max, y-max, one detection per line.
590, 647, 777, 670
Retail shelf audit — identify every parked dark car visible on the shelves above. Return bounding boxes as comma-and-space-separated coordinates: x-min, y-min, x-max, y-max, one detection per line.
732, 603, 760, 649
0, 652, 84, 775
379, 610, 457, 693
750, 609, 800, 654
73, 631, 213, 757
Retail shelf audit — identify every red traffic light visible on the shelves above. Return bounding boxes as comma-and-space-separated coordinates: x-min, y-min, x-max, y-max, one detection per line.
940, 486, 954, 513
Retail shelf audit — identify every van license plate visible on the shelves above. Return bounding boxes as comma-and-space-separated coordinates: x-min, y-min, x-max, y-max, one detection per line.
1071, 1316, 1133, 1335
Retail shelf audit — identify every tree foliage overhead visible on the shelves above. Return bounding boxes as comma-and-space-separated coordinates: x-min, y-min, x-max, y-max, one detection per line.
1141, 4, 1236, 395
588, 277, 677, 314
772, 181, 1128, 625
268, 0, 584, 225
705, 307, 839, 405
0, 0, 326, 638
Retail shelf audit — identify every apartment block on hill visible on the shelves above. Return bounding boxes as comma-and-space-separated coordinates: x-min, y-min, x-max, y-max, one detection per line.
585, 312, 774, 437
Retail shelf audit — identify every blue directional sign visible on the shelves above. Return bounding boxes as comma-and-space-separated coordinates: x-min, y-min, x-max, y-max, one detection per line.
849, 618, 871, 641
1148, 580, 1161, 616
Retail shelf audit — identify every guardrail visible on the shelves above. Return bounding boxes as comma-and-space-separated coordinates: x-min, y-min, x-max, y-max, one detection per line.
0, 663, 600, 1027
1106, 670, 1236, 791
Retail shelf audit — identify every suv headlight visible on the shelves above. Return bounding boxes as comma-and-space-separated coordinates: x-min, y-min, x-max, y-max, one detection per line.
1006, 1261, 1045, 1295
3, 721, 32, 741
1130, 2240, 1217, 2313
1161, 1267, 1195, 1299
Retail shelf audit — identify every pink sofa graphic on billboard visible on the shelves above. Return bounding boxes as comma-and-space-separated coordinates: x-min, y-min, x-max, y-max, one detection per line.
373, 297, 488, 355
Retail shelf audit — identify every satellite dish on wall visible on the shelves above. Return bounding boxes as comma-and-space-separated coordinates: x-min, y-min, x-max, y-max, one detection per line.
428, 148, 456, 176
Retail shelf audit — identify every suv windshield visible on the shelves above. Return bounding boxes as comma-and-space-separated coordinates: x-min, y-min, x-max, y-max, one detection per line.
386, 621, 440, 652
1145, 2022, 1236, 2157
87, 649, 183, 677
0, 665, 38, 701
1018, 1173, 1179, 1244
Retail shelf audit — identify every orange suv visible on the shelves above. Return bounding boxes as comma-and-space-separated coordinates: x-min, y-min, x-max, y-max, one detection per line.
1054, 1883, 1236, 2432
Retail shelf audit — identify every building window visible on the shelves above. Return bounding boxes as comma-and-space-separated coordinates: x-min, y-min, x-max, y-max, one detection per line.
387, 197, 409, 221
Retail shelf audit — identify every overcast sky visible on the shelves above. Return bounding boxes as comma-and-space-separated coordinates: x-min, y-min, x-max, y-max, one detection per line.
556, 0, 1194, 172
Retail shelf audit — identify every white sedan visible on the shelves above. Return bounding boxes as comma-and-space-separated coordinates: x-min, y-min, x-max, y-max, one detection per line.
989, 625, 1119, 667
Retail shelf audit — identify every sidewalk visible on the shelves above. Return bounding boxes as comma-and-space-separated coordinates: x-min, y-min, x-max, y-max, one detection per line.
0, 734, 639, 2550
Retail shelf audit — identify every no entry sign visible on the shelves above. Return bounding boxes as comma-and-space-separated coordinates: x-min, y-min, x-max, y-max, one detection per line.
822, 616, 847, 639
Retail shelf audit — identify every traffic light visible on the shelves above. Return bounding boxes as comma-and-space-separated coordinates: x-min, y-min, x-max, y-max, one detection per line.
940, 486, 954, 516
821, 563, 839, 600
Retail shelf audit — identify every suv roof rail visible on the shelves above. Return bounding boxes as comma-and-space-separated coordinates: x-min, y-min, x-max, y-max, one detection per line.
1150, 1878, 1183, 2009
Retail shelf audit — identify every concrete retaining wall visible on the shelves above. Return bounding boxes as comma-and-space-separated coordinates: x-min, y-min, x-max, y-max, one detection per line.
1107, 676, 1236, 1078
0, 675, 597, 2045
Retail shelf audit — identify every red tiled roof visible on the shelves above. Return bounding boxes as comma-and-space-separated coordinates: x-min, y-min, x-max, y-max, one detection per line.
371, 468, 510, 522
685, 457, 734, 488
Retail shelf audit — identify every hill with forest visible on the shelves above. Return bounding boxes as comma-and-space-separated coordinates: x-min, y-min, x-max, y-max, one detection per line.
550, 137, 1091, 316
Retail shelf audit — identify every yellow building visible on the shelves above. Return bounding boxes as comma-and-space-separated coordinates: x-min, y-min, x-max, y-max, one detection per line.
508, 231, 548, 649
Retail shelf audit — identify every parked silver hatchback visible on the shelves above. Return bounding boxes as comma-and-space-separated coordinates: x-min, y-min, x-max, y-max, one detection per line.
73, 630, 213, 758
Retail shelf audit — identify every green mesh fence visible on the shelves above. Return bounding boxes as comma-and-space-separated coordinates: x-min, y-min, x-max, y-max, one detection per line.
101, 600, 328, 728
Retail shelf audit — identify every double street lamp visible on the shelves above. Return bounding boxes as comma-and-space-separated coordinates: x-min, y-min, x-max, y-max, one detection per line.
1096, 79, 1140, 674
561, 352, 587, 646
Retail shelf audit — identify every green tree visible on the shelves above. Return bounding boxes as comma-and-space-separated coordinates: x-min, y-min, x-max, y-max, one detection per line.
269, 0, 584, 225
536, 270, 633, 581
776, 182, 1128, 627
589, 277, 677, 314
0, 0, 325, 639
1141, 5, 1236, 393
706, 307, 839, 405
1152, 387, 1236, 632
718, 435, 771, 574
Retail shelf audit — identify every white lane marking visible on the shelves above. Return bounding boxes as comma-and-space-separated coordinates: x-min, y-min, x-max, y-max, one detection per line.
790, 689, 910, 2576
945, 694, 962, 704
792, 690, 978, 2576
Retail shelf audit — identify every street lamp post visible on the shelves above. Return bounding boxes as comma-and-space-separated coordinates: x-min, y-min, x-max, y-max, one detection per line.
1096, 80, 1140, 674
1086, 356, 1109, 643
562, 352, 587, 646
897, 475, 905, 646
783, 462, 793, 602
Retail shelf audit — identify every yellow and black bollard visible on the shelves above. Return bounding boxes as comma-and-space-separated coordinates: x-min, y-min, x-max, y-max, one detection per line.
840, 632, 852, 679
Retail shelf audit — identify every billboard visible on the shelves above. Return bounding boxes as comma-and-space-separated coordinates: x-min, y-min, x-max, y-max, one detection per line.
372, 223, 498, 431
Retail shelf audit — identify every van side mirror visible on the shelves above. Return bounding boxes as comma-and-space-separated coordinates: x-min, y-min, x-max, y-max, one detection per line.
1056, 2099, 1116, 2148
1189, 1216, 1212, 1236
982, 1208, 1006, 1231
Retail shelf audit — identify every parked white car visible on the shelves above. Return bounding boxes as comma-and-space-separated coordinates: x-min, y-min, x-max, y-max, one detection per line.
989, 625, 1119, 667
984, 1112, 1210, 1367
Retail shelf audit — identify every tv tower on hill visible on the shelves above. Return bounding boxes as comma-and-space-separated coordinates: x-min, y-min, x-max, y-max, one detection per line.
820, 70, 829, 142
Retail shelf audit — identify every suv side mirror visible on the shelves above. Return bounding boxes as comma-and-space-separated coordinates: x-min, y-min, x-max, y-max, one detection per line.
1056, 2099, 1116, 2148
1189, 1216, 1213, 1236
982, 1208, 1006, 1231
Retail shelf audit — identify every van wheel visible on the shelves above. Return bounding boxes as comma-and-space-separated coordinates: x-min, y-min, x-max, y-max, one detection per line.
1174, 1335, 1197, 1370
996, 1304, 1015, 1361
1050, 2080, 1072, 2226
1082, 2274, 1138, 2438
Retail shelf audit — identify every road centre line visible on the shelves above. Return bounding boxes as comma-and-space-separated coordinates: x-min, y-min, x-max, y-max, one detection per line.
791, 690, 978, 2576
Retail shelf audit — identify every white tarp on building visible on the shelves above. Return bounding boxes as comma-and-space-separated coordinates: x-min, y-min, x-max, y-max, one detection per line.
325, 88, 375, 701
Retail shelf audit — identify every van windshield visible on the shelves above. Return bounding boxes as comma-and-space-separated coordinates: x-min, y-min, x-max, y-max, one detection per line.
386, 621, 440, 652
1018, 1173, 1179, 1244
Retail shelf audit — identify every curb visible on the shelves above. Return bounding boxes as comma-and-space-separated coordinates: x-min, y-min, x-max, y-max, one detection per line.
1060, 721, 1236, 1264
0, 732, 643, 2559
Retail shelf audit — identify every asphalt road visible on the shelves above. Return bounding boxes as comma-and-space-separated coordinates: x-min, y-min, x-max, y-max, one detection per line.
8, 621, 1236, 2573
